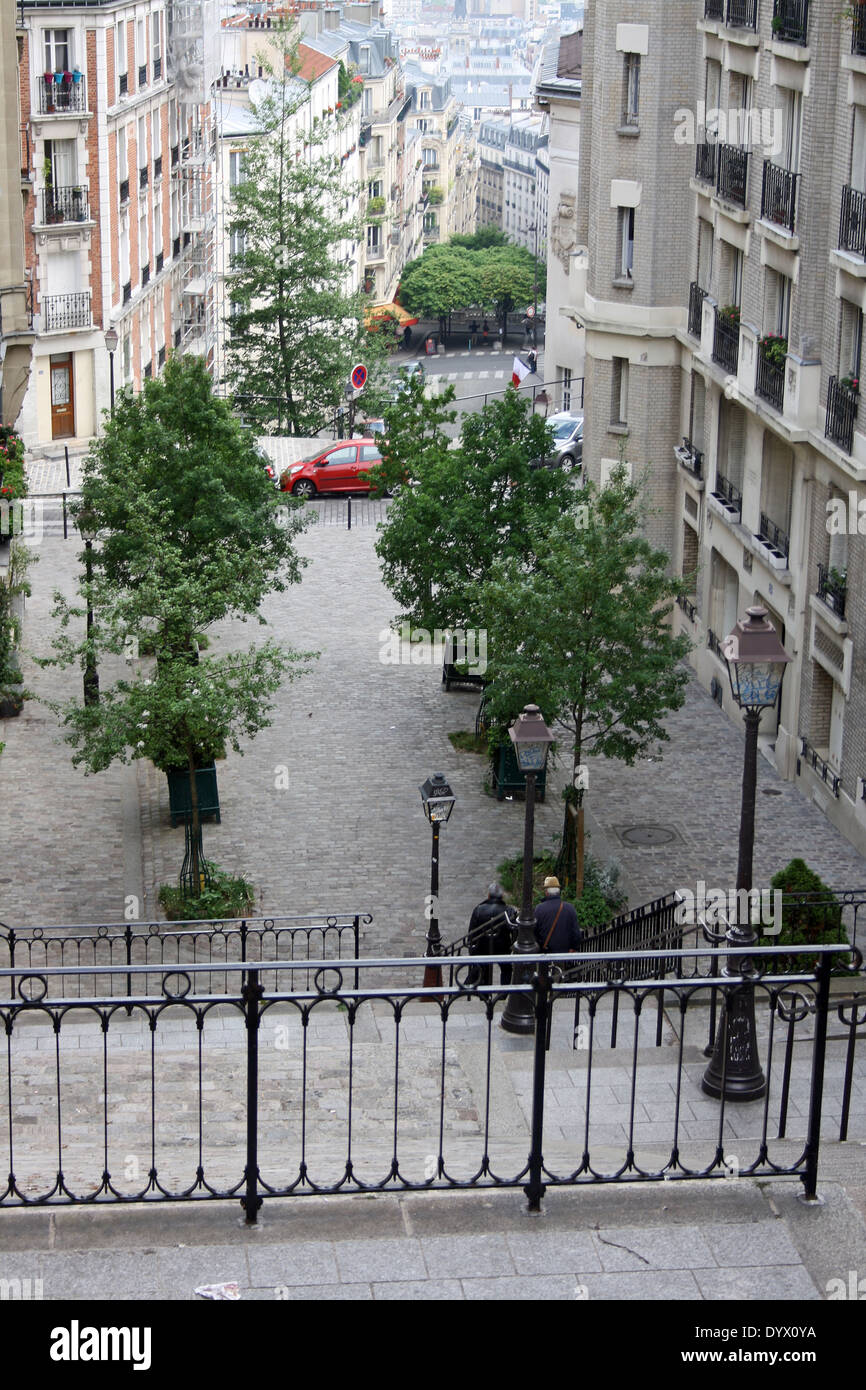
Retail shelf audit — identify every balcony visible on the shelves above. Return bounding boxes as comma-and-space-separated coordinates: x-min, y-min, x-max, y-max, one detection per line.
37, 76, 87, 116
42, 291, 91, 332
704, 0, 724, 16
712, 309, 740, 374
726, 0, 757, 28
756, 512, 790, 566
839, 184, 866, 259
825, 375, 859, 454
695, 142, 716, 186
761, 161, 797, 232
854, 7, 866, 55
817, 563, 847, 619
675, 437, 703, 479
688, 282, 706, 338
711, 473, 742, 523
39, 186, 89, 225
772, 0, 809, 45
755, 347, 786, 412
716, 143, 749, 208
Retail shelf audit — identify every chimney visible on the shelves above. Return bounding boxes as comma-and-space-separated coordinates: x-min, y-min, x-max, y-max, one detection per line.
324, 7, 339, 29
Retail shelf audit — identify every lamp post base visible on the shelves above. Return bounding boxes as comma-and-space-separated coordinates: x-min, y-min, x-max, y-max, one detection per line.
701, 989, 766, 1102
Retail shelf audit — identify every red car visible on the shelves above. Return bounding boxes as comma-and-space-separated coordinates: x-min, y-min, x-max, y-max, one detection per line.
279, 439, 385, 499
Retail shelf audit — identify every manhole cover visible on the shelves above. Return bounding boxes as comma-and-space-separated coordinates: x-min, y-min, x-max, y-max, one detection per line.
619, 825, 678, 847
762, 788, 783, 796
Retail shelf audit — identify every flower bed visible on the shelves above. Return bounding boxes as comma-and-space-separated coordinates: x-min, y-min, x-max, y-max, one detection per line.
0, 426, 27, 502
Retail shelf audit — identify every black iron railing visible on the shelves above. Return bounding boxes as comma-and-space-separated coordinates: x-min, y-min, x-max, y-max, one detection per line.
138, 63, 147, 87
42, 291, 91, 331
119, 177, 129, 204
139, 165, 148, 189
826, 375, 859, 454
762, 161, 797, 231
688, 281, 706, 337
772, 0, 809, 44
119, 72, 128, 97
817, 563, 847, 618
122, 281, 131, 304
154, 155, 162, 179
713, 472, 742, 513
38, 78, 87, 115
704, 0, 724, 17
678, 437, 704, 477
40, 186, 89, 224
758, 511, 790, 559
854, 6, 866, 55
707, 627, 726, 660
677, 594, 697, 622
798, 739, 842, 798
695, 141, 716, 184
141, 263, 150, 286
0, 941, 858, 1216
727, 0, 757, 27
717, 143, 748, 207
154, 57, 162, 80
756, 349, 785, 411
840, 184, 866, 258
712, 310, 740, 373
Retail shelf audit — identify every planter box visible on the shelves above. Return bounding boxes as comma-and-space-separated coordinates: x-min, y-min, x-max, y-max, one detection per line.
754, 536, 788, 570
165, 763, 221, 827
490, 743, 547, 803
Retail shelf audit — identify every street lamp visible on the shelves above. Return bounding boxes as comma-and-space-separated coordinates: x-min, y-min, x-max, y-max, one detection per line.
104, 326, 118, 413
419, 773, 456, 988
702, 606, 792, 1101
79, 511, 99, 708
501, 704, 555, 1035
525, 223, 539, 347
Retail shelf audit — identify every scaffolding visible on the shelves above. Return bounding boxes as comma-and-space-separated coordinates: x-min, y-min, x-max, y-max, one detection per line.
167, 0, 219, 365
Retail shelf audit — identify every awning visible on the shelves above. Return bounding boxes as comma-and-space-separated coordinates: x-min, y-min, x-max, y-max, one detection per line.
364, 301, 419, 329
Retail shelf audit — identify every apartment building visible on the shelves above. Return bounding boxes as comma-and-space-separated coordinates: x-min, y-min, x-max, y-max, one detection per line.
571, 1, 866, 856
1, 6, 35, 429
16, 0, 218, 451
404, 64, 478, 247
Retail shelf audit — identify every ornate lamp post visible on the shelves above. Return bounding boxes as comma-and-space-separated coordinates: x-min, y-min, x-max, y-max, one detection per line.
78, 511, 99, 708
103, 326, 118, 413
702, 606, 792, 1101
501, 704, 555, 1035
419, 773, 456, 988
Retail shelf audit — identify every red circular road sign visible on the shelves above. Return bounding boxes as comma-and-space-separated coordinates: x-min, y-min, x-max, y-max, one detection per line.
351, 363, 367, 390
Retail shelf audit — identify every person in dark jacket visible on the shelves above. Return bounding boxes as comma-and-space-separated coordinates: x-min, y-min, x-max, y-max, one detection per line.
467, 884, 515, 985
534, 876, 583, 953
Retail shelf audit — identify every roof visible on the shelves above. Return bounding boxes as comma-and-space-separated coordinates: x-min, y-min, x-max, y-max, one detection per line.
294, 43, 338, 83
215, 99, 262, 139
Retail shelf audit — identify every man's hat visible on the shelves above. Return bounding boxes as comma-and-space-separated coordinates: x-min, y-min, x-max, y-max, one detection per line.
543, 876, 560, 890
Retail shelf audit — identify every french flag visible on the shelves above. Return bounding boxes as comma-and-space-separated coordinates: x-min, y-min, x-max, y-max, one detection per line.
511, 357, 531, 388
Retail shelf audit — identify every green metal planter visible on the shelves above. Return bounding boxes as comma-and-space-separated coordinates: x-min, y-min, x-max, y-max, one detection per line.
166, 764, 221, 827
491, 743, 547, 802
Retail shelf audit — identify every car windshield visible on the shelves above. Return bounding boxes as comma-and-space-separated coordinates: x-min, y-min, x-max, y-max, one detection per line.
552, 420, 579, 441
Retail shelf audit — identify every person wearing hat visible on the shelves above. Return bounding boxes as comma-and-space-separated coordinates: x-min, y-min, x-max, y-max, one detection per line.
534, 876, 583, 954
467, 884, 515, 985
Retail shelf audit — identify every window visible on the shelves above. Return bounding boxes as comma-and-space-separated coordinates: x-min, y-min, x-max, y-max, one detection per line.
623, 54, 640, 126
44, 29, 71, 74
229, 151, 245, 187
359, 46, 371, 74
760, 433, 793, 539
840, 300, 863, 379
115, 21, 128, 82
136, 19, 146, 74
561, 365, 572, 412
138, 115, 148, 169
611, 358, 629, 425
704, 59, 721, 141
368, 180, 382, 199
139, 201, 149, 273
416, 118, 428, 133
153, 192, 163, 260
366, 224, 381, 252
363, 88, 373, 116
423, 148, 437, 166
689, 374, 706, 454
47, 138, 77, 189
117, 125, 128, 185
229, 229, 246, 266
420, 90, 431, 111
697, 218, 713, 289
617, 206, 634, 279
779, 88, 802, 174
709, 549, 740, 643
717, 399, 746, 490
119, 214, 130, 289
152, 11, 162, 67
730, 246, 744, 306
122, 332, 132, 384
153, 112, 162, 166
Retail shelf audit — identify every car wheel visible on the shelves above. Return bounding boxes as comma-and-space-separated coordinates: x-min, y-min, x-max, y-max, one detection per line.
292, 479, 317, 500
560, 453, 577, 472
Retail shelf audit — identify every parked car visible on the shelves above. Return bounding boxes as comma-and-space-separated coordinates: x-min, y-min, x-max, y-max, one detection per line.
541, 412, 584, 470
278, 439, 386, 498
253, 443, 279, 485
391, 359, 426, 396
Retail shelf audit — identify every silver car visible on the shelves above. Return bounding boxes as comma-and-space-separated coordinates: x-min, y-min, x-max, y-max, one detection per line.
544, 412, 584, 470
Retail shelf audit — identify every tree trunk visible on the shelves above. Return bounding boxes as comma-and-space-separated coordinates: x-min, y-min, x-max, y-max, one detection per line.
188, 742, 202, 897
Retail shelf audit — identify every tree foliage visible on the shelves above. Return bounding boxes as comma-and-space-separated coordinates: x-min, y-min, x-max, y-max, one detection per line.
398, 236, 545, 332
44, 355, 316, 894
470, 464, 692, 891
223, 20, 391, 434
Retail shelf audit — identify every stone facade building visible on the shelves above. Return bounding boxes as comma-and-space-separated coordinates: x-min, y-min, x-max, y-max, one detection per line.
570, 0, 866, 856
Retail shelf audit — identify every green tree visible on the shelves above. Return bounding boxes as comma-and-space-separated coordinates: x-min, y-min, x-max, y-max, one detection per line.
44, 355, 316, 897
223, 21, 391, 434
472, 464, 692, 893
476, 245, 545, 343
398, 244, 479, 328
363, 370, 457, 499
374, 387, 573, 632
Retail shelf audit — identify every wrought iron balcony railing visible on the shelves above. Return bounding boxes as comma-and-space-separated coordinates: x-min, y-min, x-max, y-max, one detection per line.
695, 141, 716, 185
39, 186, 89, 224
756, 350, 785, 412
772, 0, 809, 44
713, 473, 743, 515
676, 594, 697, 622
677, 438, 703, 478
688, 281, 706, 337
38, 77, 87, 115
762, 161, 797, 232
704, 0, 724, 17
758, 512, 790, 560
839, 184, 866, 258
707, 628, 726, 660
726, 0, 757, 27
717, 143, 748, 207
825, 375, 859, 454
42, 291, 91, 331
798, 739, 841, 798
817, 563, 847, 619
712, 310, 740, 374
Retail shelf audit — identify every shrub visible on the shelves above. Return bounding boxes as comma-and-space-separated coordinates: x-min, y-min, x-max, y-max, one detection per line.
158, 865, 255, 921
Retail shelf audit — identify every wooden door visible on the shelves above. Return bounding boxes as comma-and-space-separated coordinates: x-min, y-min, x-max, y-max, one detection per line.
50, 354, 75, 438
